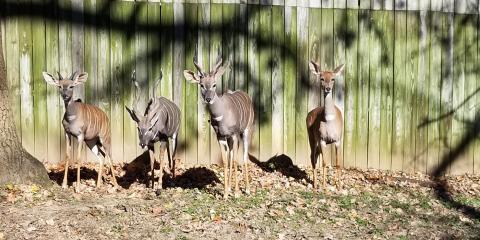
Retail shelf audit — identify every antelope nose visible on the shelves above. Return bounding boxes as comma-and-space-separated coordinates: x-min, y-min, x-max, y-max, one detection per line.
205, 97, 212, 103
140, 143, 146, 148
325, 87, 331, 92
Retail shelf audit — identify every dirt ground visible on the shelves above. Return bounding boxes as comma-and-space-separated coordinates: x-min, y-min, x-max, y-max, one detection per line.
1, 156, 480, 240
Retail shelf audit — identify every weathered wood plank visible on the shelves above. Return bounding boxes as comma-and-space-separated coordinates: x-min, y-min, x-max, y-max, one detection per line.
44, 0, 61, 164
173, 2, 186, 165
197, 2, 211, 165
392, 9, 406, 171
404, 10, 419, 173
185, 2, 199, 165
379, 9, 394, 170
475, 14, 480, 174
426, 10, 443, 174
356, 9, 369, 169
343, 9, 358, 169
258, 5, 273, 162
414, 10, 429, 174
462, 14, 477, 174
122, 1, 138, 163
210, 2, 223, 164
295, 6, 309, 166
222, 2, 235, 91
450, 13, 468, 175
307, 7, 321, 114
283, 6, 297, 162
333, 7, 346, 167
84, 0, 98, 163
271, 6, 284, 155
367, 10, 382, 170
32, 0, 47, 163
439, 11, 454, 175
110, 1, 125, 163
19, 0, 35, 156
134, 1, 149, 157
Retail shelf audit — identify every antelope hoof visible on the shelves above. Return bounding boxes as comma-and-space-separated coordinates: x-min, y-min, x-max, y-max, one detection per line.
96, 180, 103, 188
245, 188, 251, 195
61, 182, 68, 190
75, 183, 81, 193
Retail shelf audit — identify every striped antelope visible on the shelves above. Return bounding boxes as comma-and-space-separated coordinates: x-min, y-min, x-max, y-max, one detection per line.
125, 71, 180, 191
42, 71, 118, 192
306, 62, 344, 190
184, 56, 254, 199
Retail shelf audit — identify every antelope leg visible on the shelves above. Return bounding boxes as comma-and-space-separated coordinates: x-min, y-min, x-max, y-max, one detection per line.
62, 133, 72, 189
75, 135, 84, 193
158, 142, 167, 190
91, 145, 103, 188
148, 147, 155, 189
335, 143, 341, 186
242, 133, 250, 195
219, 139, 230, 199
311, 145, 319, 190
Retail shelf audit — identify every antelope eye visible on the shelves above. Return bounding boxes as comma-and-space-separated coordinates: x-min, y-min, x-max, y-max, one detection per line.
200, 84, 205, 89
320, 78, 325, 81
331, 78, 335, 81
68, 85, 74, 89
212, 84, 216, 88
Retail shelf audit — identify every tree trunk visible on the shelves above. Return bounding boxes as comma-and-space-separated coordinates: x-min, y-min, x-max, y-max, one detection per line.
0, 21, 50, 185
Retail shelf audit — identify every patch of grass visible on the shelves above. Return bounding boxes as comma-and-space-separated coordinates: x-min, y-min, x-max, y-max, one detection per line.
159, 226, 173, 233
355, 217, 368, 227
175, 235, 188, 240
456, 196, 480, 208
338, 196, 355, 210
390, 199, 411, 212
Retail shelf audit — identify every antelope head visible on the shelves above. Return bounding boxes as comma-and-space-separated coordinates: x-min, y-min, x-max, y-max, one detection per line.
125, 71, 163, 149
42, 71, 88, 102
309, 61, 344, 94
183, 55, 228, 104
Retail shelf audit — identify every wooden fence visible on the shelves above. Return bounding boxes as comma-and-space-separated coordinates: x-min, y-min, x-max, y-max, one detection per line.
1, 0, 480, 175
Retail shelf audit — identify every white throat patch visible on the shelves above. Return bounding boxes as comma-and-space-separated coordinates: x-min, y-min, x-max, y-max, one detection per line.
325, 114, 336, 121
213, 115, 224, 121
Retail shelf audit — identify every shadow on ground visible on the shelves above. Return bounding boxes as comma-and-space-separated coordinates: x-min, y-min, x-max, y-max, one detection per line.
250, 154, 311, 184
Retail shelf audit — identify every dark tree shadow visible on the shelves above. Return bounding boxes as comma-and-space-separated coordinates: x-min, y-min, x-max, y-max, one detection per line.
48, 166, 100, 187
249, 154, 311, 184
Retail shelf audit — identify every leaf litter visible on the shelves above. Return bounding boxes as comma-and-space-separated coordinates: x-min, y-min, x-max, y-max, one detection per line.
0, 162, 479, 239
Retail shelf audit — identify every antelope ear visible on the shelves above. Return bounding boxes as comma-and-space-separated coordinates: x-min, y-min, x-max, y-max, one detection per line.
334, 64, 345, 76
308, 61, 321, 75
125, 106, 140, 123
183, 70, 200, 83
73, 72, 88, 86
42, 72, 60, 86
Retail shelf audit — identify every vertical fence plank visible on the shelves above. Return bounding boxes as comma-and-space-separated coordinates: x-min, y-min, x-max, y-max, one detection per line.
379, 9, 394, 170
295, 6, 309, 166
356, 8, 369, 169
258, 4, 272, 162
122, 1, 137, 163
197, 2, 211, 164
475, 13, 480, 174
32, 0, 47, 163
343, 8, 358, 169
185, 2, 199, 165
44, 1, 61, 164
110, 1, 125, 163
283, 6, 297, 162
210, 2, 223, 164
19, 0, 34, 155
333, 5, 346, 168
392, 7, 407, 171
462, 13, 477, 174
84, 0, 98, 163
415, 9, 429, 174
58, 0, 72, 162
404, 9, 419, 172
222, 1, 235, 91
307, 5, 320, 126
271, 5, 284, 155
173, 2, 186, 165
440, 9, 454, 175
367, 10, 382, 170
135, 1, 149, 157
427, 10, 442, 174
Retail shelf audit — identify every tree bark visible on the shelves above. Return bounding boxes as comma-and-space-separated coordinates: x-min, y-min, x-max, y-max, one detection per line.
0, 21, 50, 185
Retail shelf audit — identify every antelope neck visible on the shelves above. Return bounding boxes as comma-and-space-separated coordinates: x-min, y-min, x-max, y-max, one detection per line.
207, 94, 225, 119
324, 92, 336, 116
